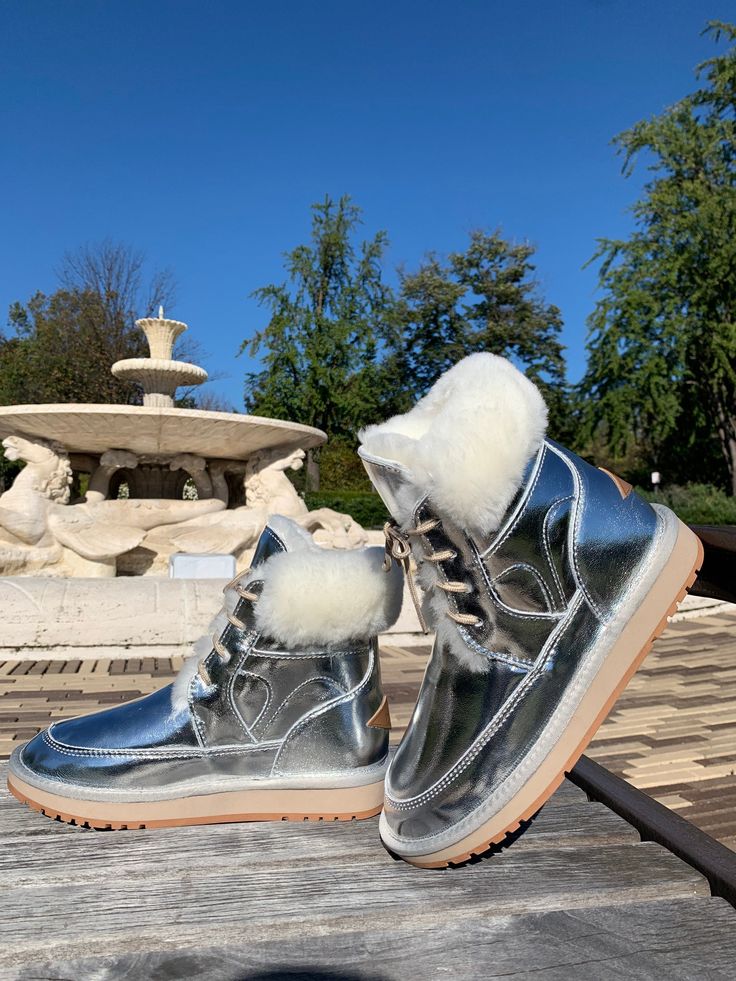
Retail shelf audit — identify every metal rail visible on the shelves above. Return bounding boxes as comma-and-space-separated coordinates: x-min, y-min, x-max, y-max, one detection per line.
571, 756, 736, 907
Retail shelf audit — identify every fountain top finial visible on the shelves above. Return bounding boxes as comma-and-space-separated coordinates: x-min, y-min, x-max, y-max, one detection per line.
135, 313, 189, 361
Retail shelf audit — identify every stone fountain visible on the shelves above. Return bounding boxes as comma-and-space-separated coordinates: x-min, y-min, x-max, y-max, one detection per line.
111, 307, 208, 408
0, 311, 367, 577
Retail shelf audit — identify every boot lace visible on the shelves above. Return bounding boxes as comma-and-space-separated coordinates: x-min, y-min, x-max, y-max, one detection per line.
383, 520, 483, 633
198, 569, 260, 682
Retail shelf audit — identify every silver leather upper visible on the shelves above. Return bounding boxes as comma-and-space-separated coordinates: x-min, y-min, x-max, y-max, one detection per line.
11, 525, 389, 798
365, 439, 666, 847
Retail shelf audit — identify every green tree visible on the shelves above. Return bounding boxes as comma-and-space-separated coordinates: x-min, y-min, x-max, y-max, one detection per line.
242, 195, 393, 440
0, 241, 175, 405
392, 231, 570, 437
580, 21, 736, 492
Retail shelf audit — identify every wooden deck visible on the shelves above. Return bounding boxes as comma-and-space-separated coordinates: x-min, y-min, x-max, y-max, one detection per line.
2, 760, 736, 978
3, 609, 736, 847
3, 611, 736, 976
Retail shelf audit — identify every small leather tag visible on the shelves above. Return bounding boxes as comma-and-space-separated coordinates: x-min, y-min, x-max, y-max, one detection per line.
367, 696, 392, 730
599, 467, 633, 500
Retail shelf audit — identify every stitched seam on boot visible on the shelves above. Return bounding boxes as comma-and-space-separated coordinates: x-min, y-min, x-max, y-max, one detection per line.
385, 592, 585, 810
541, 494, 575, 608
226, 630, 261, 741
456, 629, 534, 670
249, 647, 367, 660
481, 443, 548, 556
567, 452, 605, 621
41, 729, 279, 759
238, 671, 273, 736
271, 647, 374, 776
489, 561, 556, 614
259, 676, 348, 740
472, 542, 562, 623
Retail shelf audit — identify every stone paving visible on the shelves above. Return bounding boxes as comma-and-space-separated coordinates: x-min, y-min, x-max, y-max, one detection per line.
2, 610, 735, 848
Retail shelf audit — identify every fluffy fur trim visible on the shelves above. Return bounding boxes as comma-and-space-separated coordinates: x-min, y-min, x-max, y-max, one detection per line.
359, 353, 547, 534
171, 516, 321, 711
254, 545, 404, 647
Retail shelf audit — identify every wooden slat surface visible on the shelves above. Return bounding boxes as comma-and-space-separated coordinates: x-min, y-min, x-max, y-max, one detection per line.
3, 608, 736, 847
3, 609, 736, 848
0, 762, 731, 976
7, 898, 735, 981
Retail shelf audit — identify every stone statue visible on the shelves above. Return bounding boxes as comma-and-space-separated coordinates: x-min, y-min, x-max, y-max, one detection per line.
0, 435, 225, 577
244, 446, 366, 547
245, 447, 310, 516
123, 445, 367, 575
0, 430, 367, 577
0, 435, 141, 575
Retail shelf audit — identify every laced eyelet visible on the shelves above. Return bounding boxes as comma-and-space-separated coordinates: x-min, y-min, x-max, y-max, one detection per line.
208, 573, 260, 668
446, 611, 483, 628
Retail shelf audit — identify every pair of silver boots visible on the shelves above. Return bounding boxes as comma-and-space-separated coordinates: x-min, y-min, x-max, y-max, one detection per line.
8, 355, 703, 868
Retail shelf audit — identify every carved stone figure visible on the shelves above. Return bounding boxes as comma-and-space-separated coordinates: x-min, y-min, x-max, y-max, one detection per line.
118, 446, 367, 576
244, 447, 309, 515
0, 435, 140, 576
0, 435, 225, 577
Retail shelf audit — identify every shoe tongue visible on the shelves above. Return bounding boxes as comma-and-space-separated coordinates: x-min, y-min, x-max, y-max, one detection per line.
250, 515, 315, 568
359, 451, 425, 529
250, 525, 288, 568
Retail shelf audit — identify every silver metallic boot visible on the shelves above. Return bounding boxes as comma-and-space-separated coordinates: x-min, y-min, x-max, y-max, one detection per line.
8, 516, 401, 829
359, 353, 703, 867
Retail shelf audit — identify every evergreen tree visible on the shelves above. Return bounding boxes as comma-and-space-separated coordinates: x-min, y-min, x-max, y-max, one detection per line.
242, 195, 393, 440
393, 231, 570, 437
581, 22, 736, 492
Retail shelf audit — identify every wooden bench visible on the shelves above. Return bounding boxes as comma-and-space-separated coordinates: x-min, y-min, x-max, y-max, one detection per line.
1, 760, 736, 978
1, 527, 735, 977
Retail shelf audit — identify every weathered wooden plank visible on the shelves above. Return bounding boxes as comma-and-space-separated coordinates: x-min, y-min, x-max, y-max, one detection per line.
1, 897, 733, 978
0, 800, 641, 879
0, 839, 708, 967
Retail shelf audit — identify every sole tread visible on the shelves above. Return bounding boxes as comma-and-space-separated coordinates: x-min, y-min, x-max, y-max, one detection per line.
7, 780, 381, 830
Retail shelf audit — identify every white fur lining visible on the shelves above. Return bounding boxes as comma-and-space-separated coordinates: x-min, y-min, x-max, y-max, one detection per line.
254, 544, 403, 647
171, 518, 403, 711
359, 353, 547, 534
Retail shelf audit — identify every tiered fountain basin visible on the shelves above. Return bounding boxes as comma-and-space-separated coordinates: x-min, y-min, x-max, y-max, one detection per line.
110, 360, 209, 408
0, 311, 356, 582
0, 404, 325, 460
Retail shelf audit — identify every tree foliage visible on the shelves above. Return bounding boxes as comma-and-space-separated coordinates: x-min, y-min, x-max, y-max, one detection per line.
243, 203, 570, 443
242, 196, 393, 439
0, 241, 175, 405
580, 21, 736, 492
391, 231, 570, 437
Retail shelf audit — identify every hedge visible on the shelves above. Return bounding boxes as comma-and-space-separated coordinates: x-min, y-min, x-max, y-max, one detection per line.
638, 483, 736, 526
305, 491, 389, 529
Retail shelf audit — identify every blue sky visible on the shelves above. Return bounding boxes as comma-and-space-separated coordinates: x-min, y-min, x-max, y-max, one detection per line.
0, 1, 728, 408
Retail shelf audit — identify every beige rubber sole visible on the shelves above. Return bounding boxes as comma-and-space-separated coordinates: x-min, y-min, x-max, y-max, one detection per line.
7, 772, 385, 829
403, 519, 704, 868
